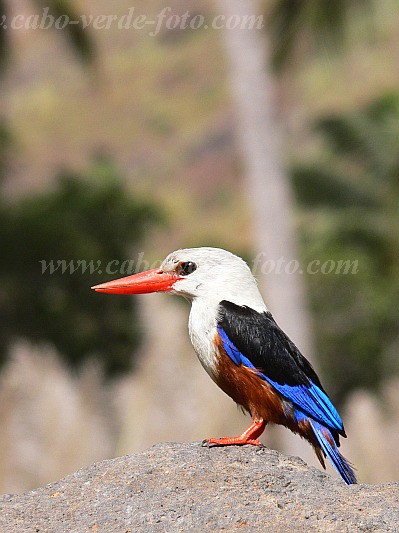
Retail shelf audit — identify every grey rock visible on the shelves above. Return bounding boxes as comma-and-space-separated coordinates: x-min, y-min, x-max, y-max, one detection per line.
0, 442, 398, 532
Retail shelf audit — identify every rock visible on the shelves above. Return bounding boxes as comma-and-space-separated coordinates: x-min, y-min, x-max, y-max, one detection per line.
0, 442, 398, 532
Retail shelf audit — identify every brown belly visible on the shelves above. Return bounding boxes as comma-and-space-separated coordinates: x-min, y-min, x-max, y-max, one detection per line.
213, 336, 327, 457
214, 336, 289, 424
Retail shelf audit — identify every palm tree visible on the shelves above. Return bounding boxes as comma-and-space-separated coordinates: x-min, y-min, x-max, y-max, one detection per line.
216, 0, 373, 464
292, 92, 399, 401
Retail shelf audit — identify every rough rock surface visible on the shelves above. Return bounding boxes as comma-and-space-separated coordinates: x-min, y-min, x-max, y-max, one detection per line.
0, 442, 398, 532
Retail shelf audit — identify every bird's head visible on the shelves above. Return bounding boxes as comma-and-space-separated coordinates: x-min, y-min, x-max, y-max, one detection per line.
92, 247, 266, 309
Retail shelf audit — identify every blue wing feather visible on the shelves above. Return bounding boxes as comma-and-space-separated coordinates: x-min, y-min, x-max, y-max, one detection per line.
217, 325, 343, 432
264, 379, 343, 431
218, 327, 253, 367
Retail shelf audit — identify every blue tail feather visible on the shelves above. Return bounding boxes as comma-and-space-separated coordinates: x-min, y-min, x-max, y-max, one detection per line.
309, 419, 357, 485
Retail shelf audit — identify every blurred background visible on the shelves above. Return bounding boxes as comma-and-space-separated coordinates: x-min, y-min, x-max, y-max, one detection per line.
0, 0, 398, 492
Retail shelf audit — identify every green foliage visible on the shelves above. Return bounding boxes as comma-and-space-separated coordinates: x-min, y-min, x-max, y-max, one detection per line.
0, 157, 162, 376
292, 92, 399, 401
0, 119, 12, 183
267, 0, 374, 71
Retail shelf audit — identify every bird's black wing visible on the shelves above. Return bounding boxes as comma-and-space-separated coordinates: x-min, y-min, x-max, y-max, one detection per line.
217, 300, 344, 433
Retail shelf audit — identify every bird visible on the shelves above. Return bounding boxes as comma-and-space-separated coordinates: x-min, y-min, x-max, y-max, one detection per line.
92, 247, 357, 484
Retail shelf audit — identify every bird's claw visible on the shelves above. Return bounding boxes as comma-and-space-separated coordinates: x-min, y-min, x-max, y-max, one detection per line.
201, 438, 227, 448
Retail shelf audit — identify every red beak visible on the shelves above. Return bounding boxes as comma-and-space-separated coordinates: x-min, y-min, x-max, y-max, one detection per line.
91, 268, 179, 295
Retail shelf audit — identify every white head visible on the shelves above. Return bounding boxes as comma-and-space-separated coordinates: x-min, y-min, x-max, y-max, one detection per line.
92, 247, 267, 312
161, 247, 266, 310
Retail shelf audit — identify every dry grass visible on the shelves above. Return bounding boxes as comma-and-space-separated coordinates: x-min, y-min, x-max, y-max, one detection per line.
0, 343, 116, 493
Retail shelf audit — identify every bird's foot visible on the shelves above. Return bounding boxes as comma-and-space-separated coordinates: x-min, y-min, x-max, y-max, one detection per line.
202, 437, 262, 447
201, 419, 266, 448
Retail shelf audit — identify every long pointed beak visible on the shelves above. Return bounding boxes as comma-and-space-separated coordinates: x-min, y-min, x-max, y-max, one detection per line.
91, 268, 179, 295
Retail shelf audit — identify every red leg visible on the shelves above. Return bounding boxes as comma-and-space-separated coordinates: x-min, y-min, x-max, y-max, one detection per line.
204, 418, 266, 447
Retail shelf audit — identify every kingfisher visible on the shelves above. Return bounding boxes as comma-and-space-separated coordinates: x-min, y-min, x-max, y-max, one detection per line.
92, 247, 357, 484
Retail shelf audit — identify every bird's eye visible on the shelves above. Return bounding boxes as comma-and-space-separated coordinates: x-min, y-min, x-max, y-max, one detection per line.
177, 261, 197, 276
